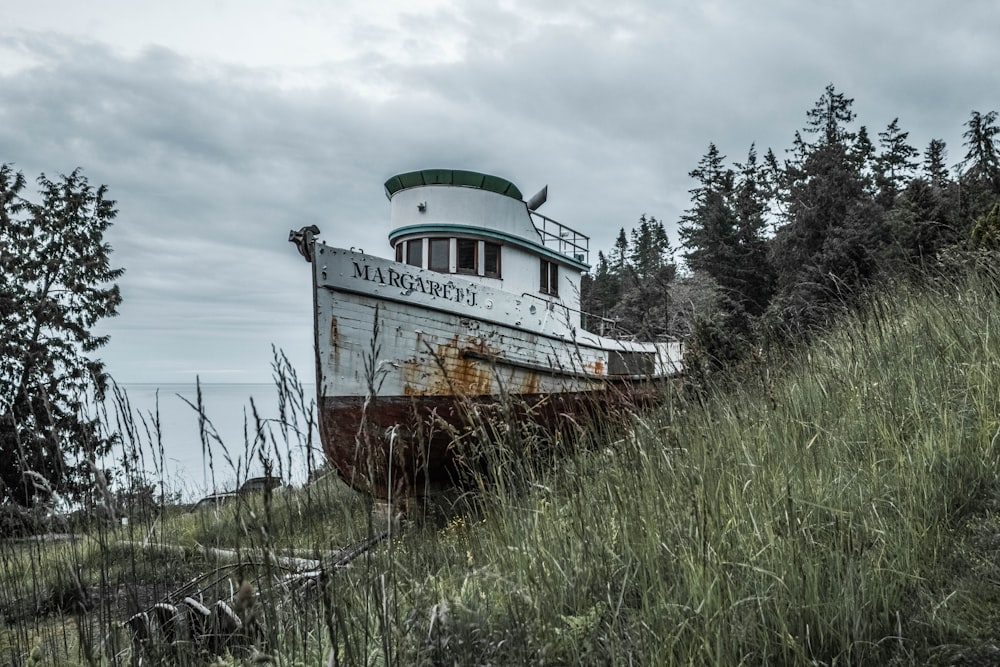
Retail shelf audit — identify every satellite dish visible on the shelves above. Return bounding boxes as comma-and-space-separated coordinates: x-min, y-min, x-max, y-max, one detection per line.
526, 185, 548, 211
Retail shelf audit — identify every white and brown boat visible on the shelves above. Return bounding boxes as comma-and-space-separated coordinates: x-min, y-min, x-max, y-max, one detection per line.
290, 169, 683, 500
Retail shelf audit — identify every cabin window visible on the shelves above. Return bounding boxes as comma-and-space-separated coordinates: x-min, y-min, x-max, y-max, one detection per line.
484, 242, 501, 278
406, 239, 423, 267
429, 238, 450, 272
401, 236, 503, 278
456, 239, 477, 274
540, 259, 559, 296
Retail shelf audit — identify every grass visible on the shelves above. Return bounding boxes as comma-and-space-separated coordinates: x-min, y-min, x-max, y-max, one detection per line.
4, 264, 1000, 664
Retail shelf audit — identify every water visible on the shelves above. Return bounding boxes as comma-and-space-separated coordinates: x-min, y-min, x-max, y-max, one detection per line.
106, 383, 320, 500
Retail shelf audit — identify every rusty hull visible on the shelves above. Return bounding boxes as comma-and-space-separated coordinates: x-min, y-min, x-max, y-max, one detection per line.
318, 386, 654, 500
319, 323, 629, 499
304, 244, 683, 501
316, 308, 666, 500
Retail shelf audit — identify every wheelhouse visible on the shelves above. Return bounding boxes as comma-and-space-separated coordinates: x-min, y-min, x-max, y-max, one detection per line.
384, 169, 590, 324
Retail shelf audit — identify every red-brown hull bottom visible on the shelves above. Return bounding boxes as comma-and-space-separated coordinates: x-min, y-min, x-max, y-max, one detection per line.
318, 387, 659, 500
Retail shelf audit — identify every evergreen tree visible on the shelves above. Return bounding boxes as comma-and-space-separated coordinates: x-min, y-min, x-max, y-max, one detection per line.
730, 146, 776, 315
853, 125, 877, 195
679, 143, 736, 279
805, 84, 857, 146
768, 85, 889, 336
959, 110, 1000, 220
613, 230, 676, 341
582, 217, 676, 340
0, 165, 123, 509
923, 138, 950, 189
961, 110, 1000, 189
680, 143, 774, 318
608, 228, 629, 274
580, 250, 621, 329
971, 201, 1000, 250
762, 147, 788, 218
881, 138, 960, 268
874, 118, 919, 208
888, 176, 959, 267
586, 90, 989, 357
629, 215, 671, 281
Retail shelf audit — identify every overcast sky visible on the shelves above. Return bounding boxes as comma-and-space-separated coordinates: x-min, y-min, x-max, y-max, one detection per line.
2, 0, 997, 385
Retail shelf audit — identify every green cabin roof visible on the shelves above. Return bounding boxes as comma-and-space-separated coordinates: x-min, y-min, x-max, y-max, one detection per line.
384, 169, 523, 201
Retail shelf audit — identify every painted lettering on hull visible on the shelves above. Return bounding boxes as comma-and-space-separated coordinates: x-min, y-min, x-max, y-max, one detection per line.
352, 261, 478, 306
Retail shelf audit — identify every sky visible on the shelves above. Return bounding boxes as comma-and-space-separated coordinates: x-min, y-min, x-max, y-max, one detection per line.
2, 0, 998, 385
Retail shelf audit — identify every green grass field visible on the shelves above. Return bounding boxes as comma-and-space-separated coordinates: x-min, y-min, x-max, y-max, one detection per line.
4, 264, 1000, 665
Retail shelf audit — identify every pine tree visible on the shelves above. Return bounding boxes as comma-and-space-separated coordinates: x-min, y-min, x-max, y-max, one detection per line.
805, 84, 857, 146
581, 250, 621, 327
884, 138, 961, 268
971, 202, 1000, 250
608, 228, 629, 275
1, 166, 123, 510
629, 215, 671, 281
961, 110, 1000, 189
679, 143, 736, 279
581, 216, 677, 340
874, 118, 919, 208
959, 110, 1000, 220
768, 85, 889, 336
923, 139, 950, 189
730, 145, 775, 315
680, 143, 774, 318
613, 222, 676, 341
853, 125, 877, 194
889, 176, 959, 266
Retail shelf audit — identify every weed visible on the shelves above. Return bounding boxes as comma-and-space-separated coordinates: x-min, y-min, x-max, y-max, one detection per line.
4, 265, 1000, 664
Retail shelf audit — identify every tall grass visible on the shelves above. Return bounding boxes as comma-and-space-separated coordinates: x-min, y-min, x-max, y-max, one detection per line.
337, 264, 1000, 665
3, 265, 1000, 665
0, 352, 372, 666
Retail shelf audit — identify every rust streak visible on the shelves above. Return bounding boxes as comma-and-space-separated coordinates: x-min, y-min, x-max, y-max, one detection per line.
329, 315, 341, 368
520, 370, 540, 394
407, 334, 498, 397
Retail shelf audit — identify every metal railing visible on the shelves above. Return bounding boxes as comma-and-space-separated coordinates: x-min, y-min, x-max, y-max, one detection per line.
519, 291, 633, 339
529, 211, 590, 265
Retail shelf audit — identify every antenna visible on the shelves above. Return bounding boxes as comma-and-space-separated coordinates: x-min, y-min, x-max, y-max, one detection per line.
526, 185, 548, 211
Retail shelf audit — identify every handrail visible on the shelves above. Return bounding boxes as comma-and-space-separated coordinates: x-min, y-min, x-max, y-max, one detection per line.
518, 291, 633, 339
582, 313, 634, 339
529, 211, 590, 265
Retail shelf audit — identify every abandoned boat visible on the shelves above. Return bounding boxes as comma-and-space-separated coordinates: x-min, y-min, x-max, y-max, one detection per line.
290, 169, 683, 499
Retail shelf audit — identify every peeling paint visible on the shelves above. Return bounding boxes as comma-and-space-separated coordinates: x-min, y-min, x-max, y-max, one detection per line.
306, 243, 684, 502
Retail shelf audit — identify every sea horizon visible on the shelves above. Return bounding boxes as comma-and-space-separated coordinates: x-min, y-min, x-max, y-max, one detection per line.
103, 382, 321, 501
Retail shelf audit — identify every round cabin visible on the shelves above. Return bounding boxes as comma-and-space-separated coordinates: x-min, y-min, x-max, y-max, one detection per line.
384, 169, 590, 330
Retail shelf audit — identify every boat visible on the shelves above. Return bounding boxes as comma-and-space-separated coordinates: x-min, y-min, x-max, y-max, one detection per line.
290, 169, 683, 500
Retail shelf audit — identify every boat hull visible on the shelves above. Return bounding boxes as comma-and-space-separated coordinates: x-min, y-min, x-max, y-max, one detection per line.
310, 244, 681, 499
318, 389, 641, 500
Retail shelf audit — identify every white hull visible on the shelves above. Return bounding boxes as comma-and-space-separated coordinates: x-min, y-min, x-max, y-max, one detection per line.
310, 243, 682, 498
314, 244, 682, 399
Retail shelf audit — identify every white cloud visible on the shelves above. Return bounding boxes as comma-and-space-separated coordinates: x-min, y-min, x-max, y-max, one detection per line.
2, 0, 999, 383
